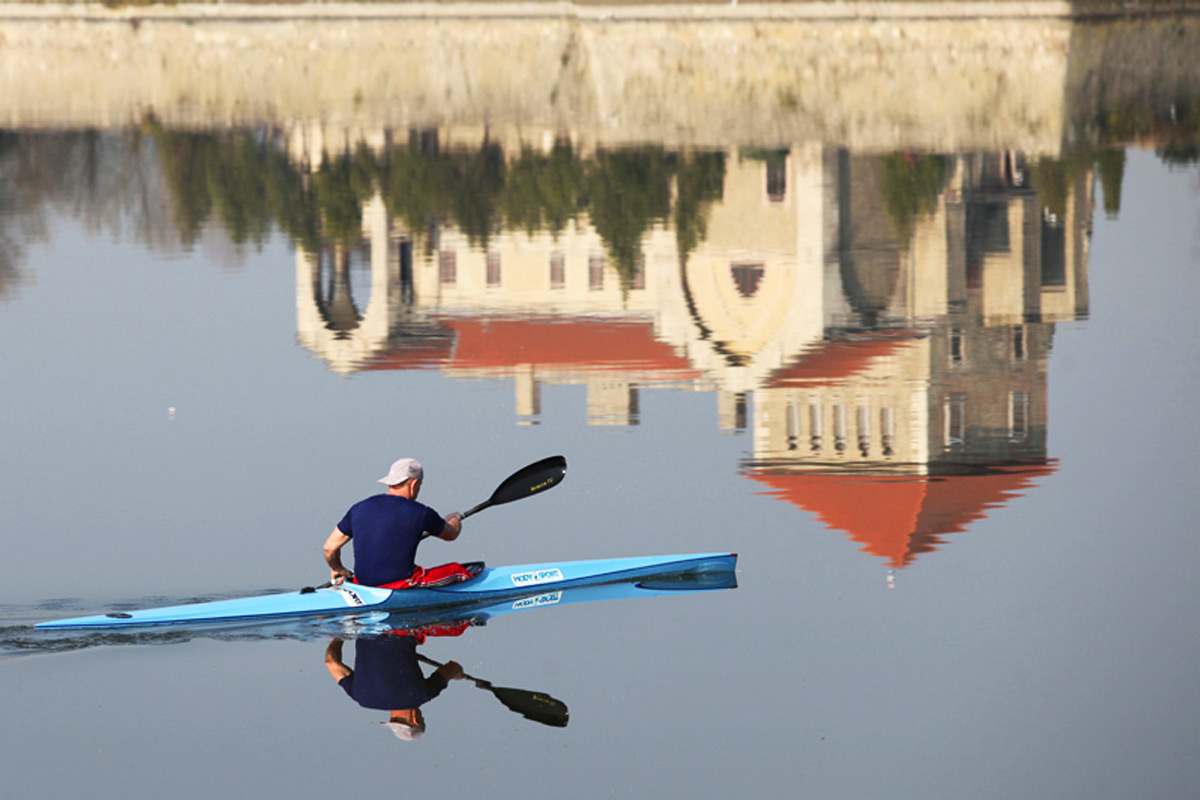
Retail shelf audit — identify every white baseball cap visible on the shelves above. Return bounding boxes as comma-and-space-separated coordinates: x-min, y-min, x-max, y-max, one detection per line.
378, 458, 424, 486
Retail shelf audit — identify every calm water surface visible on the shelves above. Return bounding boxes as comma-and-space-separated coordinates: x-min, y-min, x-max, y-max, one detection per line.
2, 6, 1199, 799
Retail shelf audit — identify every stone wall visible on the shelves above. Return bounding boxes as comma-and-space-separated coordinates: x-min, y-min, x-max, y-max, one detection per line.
0, 3, 1196, 153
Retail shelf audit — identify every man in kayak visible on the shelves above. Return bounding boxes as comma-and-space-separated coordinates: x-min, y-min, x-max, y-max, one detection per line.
323, 457, 475, 589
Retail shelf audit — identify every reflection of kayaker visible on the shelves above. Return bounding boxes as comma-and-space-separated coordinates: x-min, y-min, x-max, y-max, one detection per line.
325, 620, 570, 735
325, 634, 466, 741
323, 457, 475, 589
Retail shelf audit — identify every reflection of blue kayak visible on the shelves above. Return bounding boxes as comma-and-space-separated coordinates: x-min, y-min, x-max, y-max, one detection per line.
34, 553, 737, 631
352, 564, 739, 634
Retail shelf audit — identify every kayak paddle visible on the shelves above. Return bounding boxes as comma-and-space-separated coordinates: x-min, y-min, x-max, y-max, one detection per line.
460, 454, 568, 520
418, 654, 569, 727
419, 454, 567, 537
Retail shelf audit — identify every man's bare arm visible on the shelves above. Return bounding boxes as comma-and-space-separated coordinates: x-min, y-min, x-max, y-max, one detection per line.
325, 638, 352, 682
438, 513, 463, 541
323, 528, 354, 581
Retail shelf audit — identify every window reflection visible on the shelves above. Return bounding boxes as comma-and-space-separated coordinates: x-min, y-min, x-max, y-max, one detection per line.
486, 251, 502, 288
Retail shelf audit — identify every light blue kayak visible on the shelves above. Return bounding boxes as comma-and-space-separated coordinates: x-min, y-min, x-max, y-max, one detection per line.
34, 553, 738, 630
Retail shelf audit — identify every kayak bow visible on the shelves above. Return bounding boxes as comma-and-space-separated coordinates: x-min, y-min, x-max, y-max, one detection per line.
34, 552, 737, 630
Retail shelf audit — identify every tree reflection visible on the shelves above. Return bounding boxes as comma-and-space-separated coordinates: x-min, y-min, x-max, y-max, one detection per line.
585, 147, 672, 289
0, 131, 21, 300
153, 129, 214, 247
501, 142, 586, 238
149, 129, 730, 278
674, 150, 726, 261
0, 129, 176, 297
877, 153, 950, 250
152, 125, 316, 251
4, 122, 1198, 281
312, 148, 377, 247
383, 137, 503, 249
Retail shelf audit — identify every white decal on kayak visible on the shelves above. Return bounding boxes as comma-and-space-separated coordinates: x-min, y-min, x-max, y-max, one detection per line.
512, 592, 562, 611
510, 568, 564, 587
335, 587, 366, 607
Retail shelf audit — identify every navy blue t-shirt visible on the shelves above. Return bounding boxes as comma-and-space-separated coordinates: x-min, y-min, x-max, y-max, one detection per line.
338, 636, 448, 711
337, 494, 446, 586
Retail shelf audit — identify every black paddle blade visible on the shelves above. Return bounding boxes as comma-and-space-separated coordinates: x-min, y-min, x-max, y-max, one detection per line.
490, 686, 570, 728
464, 455, 567, 518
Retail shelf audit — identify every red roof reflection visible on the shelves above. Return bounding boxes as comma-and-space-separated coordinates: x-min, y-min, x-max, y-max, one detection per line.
767, 332, 923, 388
748, 463, 1056, 567
440, 316, 699, 378
351, 316, 700, 378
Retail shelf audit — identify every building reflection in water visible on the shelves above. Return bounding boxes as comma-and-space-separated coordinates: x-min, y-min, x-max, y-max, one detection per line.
290, 128, 1092, 570
745, 149, 1086, 570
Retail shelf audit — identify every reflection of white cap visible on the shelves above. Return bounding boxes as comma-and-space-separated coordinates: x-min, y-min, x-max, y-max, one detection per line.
382, 721, 425, 740
378, 458, 424, 486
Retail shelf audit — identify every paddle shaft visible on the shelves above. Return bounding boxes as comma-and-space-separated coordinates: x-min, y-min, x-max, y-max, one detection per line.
417, 653, 489, 688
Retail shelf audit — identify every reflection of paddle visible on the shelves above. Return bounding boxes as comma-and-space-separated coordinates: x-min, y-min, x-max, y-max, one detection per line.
418, 653, 569, 728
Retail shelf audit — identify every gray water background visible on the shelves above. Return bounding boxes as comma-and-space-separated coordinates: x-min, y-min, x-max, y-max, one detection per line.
1, 5, 1199, 799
